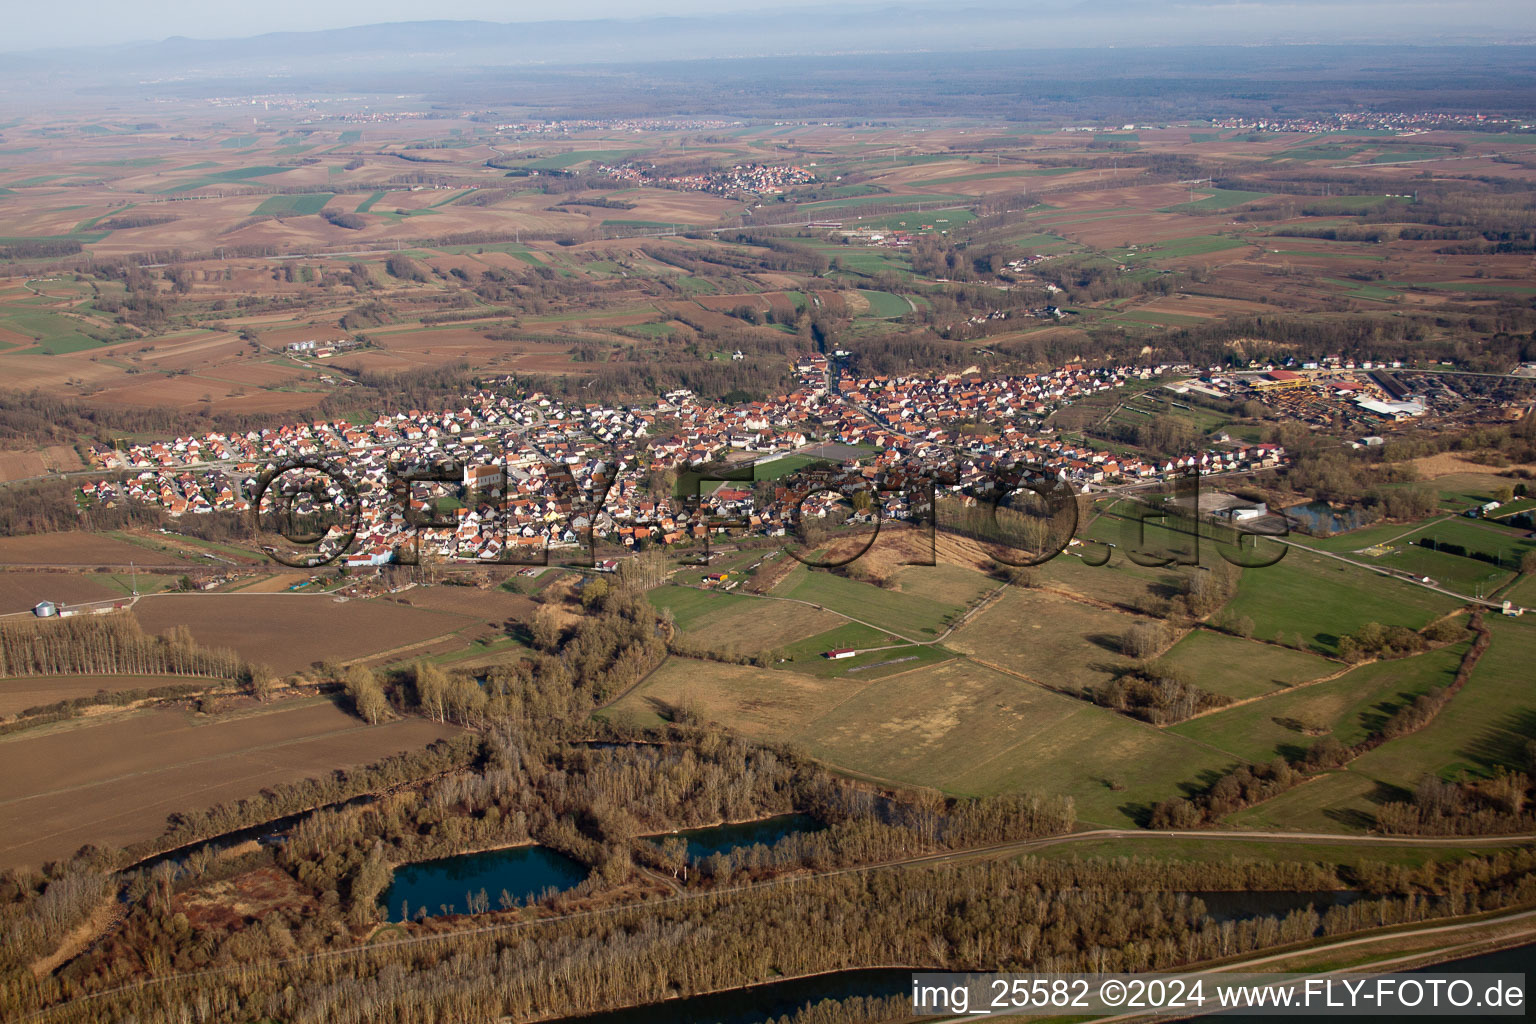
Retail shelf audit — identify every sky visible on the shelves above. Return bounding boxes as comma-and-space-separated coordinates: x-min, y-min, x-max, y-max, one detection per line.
10, 0, 857, 50
9, 0, 1534, 53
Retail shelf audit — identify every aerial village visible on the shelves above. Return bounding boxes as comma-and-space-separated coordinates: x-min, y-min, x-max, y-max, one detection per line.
79, 357, 1295, 569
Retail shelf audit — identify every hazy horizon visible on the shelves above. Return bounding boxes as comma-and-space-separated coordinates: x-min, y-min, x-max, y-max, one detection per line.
9, 0, 1536, 54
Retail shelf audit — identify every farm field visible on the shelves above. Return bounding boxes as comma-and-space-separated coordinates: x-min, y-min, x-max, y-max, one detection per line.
251, 194, 334, 215
0, 571, 120, 613
129, 593, 477, 673
1169, 641, 1470, 764
611, 653, 1236, 828
0, 532, 196, 566
1156, 629, 1337, 700
647, 584, 845, 653
0, 697, 460, 868
1356, 542, 1514, 593
1032, 548, 1188, 611
944, 586, 1144, 697
773, 563, 987, 638
0, 672, 206, 718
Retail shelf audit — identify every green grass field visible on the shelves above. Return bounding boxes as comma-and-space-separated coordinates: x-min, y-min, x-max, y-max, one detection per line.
772, 622, 954, 679
1228, 620, 1534, 834
1356, 542, 1513, 593
159, 166, 291, 192
775, 563, 980, 638
753, 454, 825, 479
1322, 277, 1401, 301
1222, 548, 1460, 654
1170, 640, 1468, 764
648, 583, 855, 660
601, 220, 686, 231
821, 248, 913, 277
907, 166, 1083, 187
1271, 145, 1369, 162
945, 586, 1143, 697
252, 193, 334, 216
525, 150, 641, 170
1301, 195, 1401, 213
647, 585, 750, 629
1007, 232, 1075, 252
1112, 236, 1251, 262
0, 311, 100, 353
1107, 310, 1211, 328
1349, 619, 1535, 786
1369, 148, 1453, 163
1158, 629, 1336, 700
857, 289, 912, 317
848, 210, 977, 233
1407, 517, 1536, 564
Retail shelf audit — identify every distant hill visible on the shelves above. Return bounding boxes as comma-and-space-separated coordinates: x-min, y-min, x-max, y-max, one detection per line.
7, 2, 1534, 80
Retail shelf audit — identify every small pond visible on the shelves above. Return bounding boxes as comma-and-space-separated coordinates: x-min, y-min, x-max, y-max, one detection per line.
385, 845, 587, 922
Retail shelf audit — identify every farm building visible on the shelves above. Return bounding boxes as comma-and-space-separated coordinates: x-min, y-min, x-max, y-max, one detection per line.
823, 648, 856, 660
32, 601, 57, 618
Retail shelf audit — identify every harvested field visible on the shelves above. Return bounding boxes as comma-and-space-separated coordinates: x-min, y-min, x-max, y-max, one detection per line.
0, 572, 120, 613
391, 584, 536, 622
130, 593, 476, 673
0, 673, 204, 718
0, 452, 46, 481
945, 586, 1144, 696
0, 698, 460, 869
1410, 453, 1536, 479
0, 533, 192, 566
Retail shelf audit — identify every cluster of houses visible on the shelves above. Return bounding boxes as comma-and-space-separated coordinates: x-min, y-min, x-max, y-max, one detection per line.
596, 161, 817, 196
79, 357, 1288, 567
1210, 111, 1513, 134
493, 118, 743, 136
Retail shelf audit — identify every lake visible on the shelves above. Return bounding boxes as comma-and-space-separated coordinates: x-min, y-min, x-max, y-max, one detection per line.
385, 845, 588, 922
1286, 501, 1370, 536
651, 813, 825, 861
